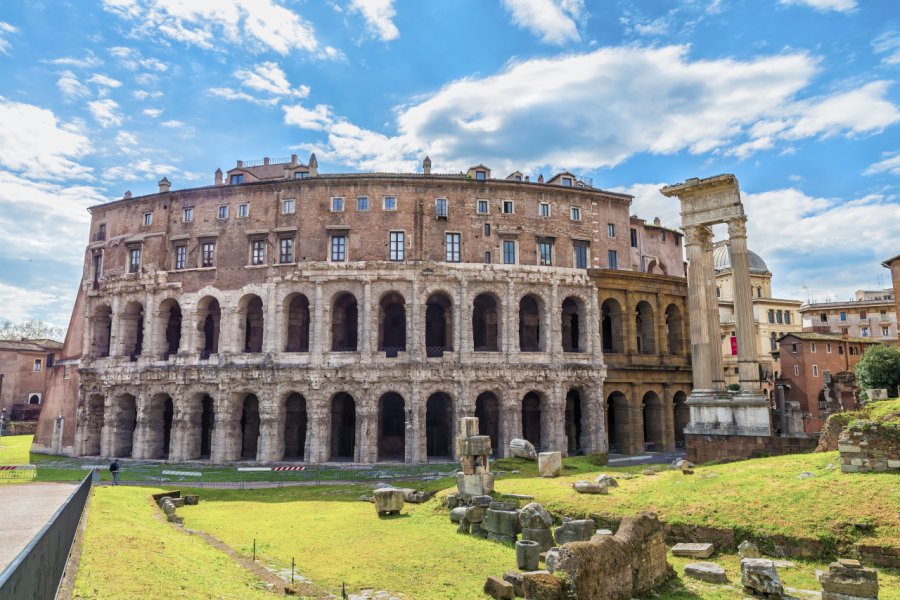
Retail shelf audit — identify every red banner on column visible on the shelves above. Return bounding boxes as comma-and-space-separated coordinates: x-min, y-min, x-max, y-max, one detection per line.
730, 336, 738, 356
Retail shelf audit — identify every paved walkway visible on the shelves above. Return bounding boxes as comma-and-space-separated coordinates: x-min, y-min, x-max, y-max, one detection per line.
0, 482, 77, 573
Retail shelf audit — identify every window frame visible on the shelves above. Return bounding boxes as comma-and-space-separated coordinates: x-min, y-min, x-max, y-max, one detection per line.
250, 239, 266, 265
630, 228, 638, 248
183, 207, 194, 222
539, 202, 550, 217
237, 203, 249, 218
174, 244, 187, 270
389, 231, 405, 261
230, 174, 244, 185
477, 199, 489, 214
435, 197, 449, 218
537, 239, 553, 266
475, 170, 486, 181
330, 234, 347, 262
217, 205, 229, 220
502, 200, 514, 214
484, 223, 491, 237
445, 232, 461, 263
794, 364, 800, 376
607, 223, 615, 238
812, 364, 819, 378
331, 196, 345, 213
574, 243, 589, 269
200, 241, 216, 268
128, 247, 141, 273
607, 249, 618, 270
33, 358, 42, 372
278, 236, 295, 264
502, 239, 516, 265
570, 206, 582, 221
383, 196, 397, 211
357, 196, 369, 211
282, 198, 295, 215
143, 212, 153, 226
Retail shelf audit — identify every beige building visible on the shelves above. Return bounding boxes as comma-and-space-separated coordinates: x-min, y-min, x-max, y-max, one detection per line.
712, 241, 802, 396
0, 339, 62, 421
799, 289, 897, 346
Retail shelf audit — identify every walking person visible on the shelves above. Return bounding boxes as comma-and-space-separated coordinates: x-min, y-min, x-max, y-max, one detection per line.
110, 458, 120, 486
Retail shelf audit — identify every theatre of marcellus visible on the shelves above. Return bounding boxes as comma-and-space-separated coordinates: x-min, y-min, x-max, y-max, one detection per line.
33, 155, 706, 464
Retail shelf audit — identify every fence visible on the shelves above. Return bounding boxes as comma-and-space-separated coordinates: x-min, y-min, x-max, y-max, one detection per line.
0, 472, 92, 600
0, 465, 36, 482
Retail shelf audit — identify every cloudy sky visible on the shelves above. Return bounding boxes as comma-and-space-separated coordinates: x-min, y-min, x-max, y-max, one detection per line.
0, 0, 898, 326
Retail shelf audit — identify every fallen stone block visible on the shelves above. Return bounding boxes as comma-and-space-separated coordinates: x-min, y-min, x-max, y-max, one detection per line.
471, 522, 487, 538
672, 542, 715, 558
516, 540, 541, 571
741, 558, 783, 597
739, 540, 762, 559
167, 513, 183, 524
522, 527, 554, 552
170, 497, 186, 508
573, 480, 608, 494
446, 493, 461, 509
373, 488, 405, 516
538, 452, 562, 478
642, 469, 656, 476
522, 570, 564, 600
490, 500, 518, 512
502, 571, 524, 597
544, 547, 560, 573
182, 495, 199, 505
684, 562, 727, 584
456, 520, 470, 534
449, 507, 467, 523
519, 502, 553, 529
484, 509, 522, 537
509, 438, 537, 460
484, 575, 515, 600
675, 459, 695, 470
682, 468, 695, 475
594, 474, 619, 487
553, 519, 594, 545
818, 559, 879, 599
465, 505, 486, 523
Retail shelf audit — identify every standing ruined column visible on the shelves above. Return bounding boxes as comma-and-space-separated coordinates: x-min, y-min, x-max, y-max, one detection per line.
361, 281, 372, 362
311, 282, 325, 366
728, 217, 761, 393
683, 226, 713, 391
699, 228, 726, 390
623, 290, 638, 355
256, 397, 285, 462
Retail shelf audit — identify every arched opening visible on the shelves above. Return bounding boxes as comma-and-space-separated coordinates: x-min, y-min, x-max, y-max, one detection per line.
111, 393, 137, 458
642, 391, 664, 451
606, 392, 628, 454
562, 297, 585, 352
197, 297, 221, 359
425, 293, 453, 355
518, 294, 543, 352
666, 304, 683, 355
330, 393, 356, 460
82, 394, 105, 455
426, 393, 453, 458
472, 293, 500, 352
239, 295, 264, 353
284, 294, 310, 352
331, 293, 358, 351
121, 301, 144, 361
521, 392, 542, 450
474, 392, 500, 456
674, 391, 690, 446
200, 394, 214, 458
28, 394, 40, 405
284, 393, 307, 461
158, 299, 182, 358
378, 292, 407, 355
240, 394, 260, 460
91, 304, 112, 358
635, 301, 656, 354
146, 393, 174, 459
565, 389, 583, 455
601, 299, 624, 354
378, 392, 406, 461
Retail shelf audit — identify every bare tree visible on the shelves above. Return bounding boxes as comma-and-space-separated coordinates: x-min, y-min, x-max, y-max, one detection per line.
0, 319, 66, 342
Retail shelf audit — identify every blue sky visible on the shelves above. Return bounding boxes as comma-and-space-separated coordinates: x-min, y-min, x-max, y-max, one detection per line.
0, 0, 898, 327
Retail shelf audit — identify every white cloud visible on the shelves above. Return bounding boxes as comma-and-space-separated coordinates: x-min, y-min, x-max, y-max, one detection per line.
108, 46, 169, 71
88, 73, 123, 88
873, 30, 900, 66
502, 0, 583, 45
44, 53, 103, 68
0, 98, 93, 179
779, 0, 857, 13
235, 62, 309, 97
102, 0, 331, 57
133, 89, 163, 100
0, 281, 75, 326
57, 71, 90, 100
142, 108, 163, 117
161, 119, 185, 128
283, 103, 336, 132
208, 87, 280, 106
865, 151, 900, 176
349, 0, 399, 41
88, 98, 123, 127
0, 21, 16, 55
103, 158, 179, 182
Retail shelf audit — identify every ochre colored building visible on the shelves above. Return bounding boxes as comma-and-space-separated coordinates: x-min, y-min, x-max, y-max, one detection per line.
0, 339, 62, 422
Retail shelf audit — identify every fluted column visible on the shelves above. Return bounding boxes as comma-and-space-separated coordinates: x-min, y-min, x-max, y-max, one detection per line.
728, 217, 761, 393
700, 231, 726, 390
684, 226, 713, 390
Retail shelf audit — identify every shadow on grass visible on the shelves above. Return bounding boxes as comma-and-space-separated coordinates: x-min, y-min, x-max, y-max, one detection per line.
653, 576, 708, 599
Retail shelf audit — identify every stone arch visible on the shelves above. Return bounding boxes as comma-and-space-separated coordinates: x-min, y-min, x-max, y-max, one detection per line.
82, 394, 105, 455
521, 391, 545, 450
635, 300, 656, 354
673, 391, 689, 446
145, 393, 174, 459
472, 292, 501, 352
606, 391, 629, 454
426, 392, 453, 458
518, 294, 544, 352
90, 304, 112, 358
378, 291, 407, 354
601, 298, 624, 354
109, 393, 137, 458
284, 293, 311, 352
157, 298, 182, 358
283, 393, 307, 461
474, 391, 500, 456
238, 294, 264, 353
378, 392, 406, 461
196, 296, 221, 358
330, 392, 356, 460
331, 293, 358, 351
425, 292, 453, 354
565, 388, 584, 454
120, 301, 144, 360
665, 303, 684, 356
642, 391, 665, 451
239, 393, 260, 460
561, 296, 586, 353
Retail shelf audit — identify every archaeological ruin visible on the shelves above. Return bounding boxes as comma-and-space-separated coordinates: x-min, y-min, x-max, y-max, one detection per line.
33, 155, 692, 464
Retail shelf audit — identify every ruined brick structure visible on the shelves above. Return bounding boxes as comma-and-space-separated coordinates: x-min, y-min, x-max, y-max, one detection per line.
33, 155, 690, 464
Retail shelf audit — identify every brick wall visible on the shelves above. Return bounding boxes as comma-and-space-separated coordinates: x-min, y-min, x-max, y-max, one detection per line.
838, 421, 900, 473
686, 433, 818, 464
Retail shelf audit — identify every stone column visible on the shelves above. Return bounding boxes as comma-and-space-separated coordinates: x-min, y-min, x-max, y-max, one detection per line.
179, 307, 194, 359
169, 397, 199, 461
628, 383, 644, 455
361, 281, 372, 362
263, 285, 279, 353
728, 217, 761, 393
550, 281, 561, 362
700, 230, 726, 390
623, 290, 638, 355
458, 277, 470, 357
406, 379, 420, 464
311, 282, 325, 366
256, 397, 285, 462
211, 394, 240, 463
655, 293, 668, 356
356, 400, 377, 463
683, 226, 713, 390
662, 384, 675, 452
304, 399, 329, 464
410, 276, 421, 362
131, 393, 152, 459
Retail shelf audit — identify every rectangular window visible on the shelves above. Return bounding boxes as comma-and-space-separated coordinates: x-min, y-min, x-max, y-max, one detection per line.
570, 207, 581, 221
607, 223, 615, 237
92, 252, 102, 282
768, 309, 775, 323
484, 251, 492, 264
882, 326, 890, 336
282, 199, 295, 214
561, 176, 572, 187
839, 345, 844, 355
279, 237, 294, 264
475, 170, 486, 181
436, 198, 448, 218
331, 235, 346, 262
539, 202, 550, 217
661, 231, 666, 242
503, 200, 514, 214
574, 244, 588, 269
98, 223, 106, 240
357, 196, 369, 211
389, 231, 405, 261
791, 342, 797, 353
217, 205, 229, 220
143, 212, 152, 226
607, 249, 618, 269
128, 248, 141, 273
174, 245, 186, 270
811, 342, 816, 353
820, 313, 828, 322
331, 197, 344, 212
514, 174, 522, 182
503, 240, 516, 265
250, 239, 265, 265
445, 233, 461, 262
33, 359, 42, 372
826, 343, 832, 353
384, 196, 397, 211
785, 312, 791, 325
630, 228, 638, 248
776, 310, 783, 324
201, 242, 215, 267
861, 327, 870, 337
538, 240, 553, 266
860, 310, 867, 319
477, 200, 489, 214
794, 365, 800, 376
294, 171, 308, 179
484, 223, 491, 236
840, 311, 847, 321
183, 207, 193, 222
812, 364, 819, 378
238, 203, 249, 218
230, 174, 244, 184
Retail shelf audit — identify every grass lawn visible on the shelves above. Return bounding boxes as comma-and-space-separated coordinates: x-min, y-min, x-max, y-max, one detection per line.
0, 434, 33, 464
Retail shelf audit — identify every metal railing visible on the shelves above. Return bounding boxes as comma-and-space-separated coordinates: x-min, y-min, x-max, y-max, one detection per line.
0, 465, 36, 482
0, 472, 92, 600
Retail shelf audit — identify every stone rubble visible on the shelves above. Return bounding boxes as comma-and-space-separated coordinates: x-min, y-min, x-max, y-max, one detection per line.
594, 474, 619, 487
516, 540, 541, 571
741, 557, 784, 597
373, 488, 405, 516
671, 542, 715, 558
573, 480, 608, 494
508, 438, 537, 460
553, 519, 595, 545
818, 558, 879, 600
739, 540, 762, 559
684, 562, 728, 584
483, 575, 515, 600
538, 452, 562, 477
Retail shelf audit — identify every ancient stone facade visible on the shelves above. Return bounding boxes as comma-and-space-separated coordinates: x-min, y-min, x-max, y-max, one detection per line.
838, 421, 900, 473
34, 156, 690, 463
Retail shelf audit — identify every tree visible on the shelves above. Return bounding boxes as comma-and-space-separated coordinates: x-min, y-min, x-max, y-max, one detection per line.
0, 319, 65, 342
854, 344, 900, 399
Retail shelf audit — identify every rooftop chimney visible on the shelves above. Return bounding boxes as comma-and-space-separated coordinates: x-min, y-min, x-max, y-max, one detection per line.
263, 157, 270, 166
291, 154, 298, 165
214, 168, 223, 185
158, 177, 171, 193
283, 166, 291, 179
423, 156, 432, 175
123, 190, 132, 199
308, 152, 318, 176
537, 174, 544, 183
654, 217, 661, 226
236, 160, 243, 168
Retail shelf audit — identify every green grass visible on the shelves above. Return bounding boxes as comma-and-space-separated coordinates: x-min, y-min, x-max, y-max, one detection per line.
866, 398, 900, 425
0, 434, 33, 464
73, 486, 274, 600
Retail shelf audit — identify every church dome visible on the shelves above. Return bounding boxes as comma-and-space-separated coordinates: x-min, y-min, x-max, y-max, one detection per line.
712, 240, 770, 274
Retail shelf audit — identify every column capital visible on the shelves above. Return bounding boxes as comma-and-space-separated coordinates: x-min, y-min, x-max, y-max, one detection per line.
683, 224, 713, 246
727, 216, 748, 239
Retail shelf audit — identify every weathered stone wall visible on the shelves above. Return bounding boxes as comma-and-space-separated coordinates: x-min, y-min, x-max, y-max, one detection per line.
685, 433, 817, 464
838, 421, 900, 473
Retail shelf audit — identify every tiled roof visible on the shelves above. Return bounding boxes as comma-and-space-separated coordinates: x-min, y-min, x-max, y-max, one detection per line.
778, 331, 880, 344
0, 339, 62, 352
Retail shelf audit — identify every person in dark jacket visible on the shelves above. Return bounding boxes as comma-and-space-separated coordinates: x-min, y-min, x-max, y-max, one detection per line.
110, 459, 120, 485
